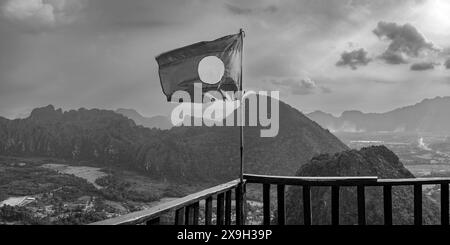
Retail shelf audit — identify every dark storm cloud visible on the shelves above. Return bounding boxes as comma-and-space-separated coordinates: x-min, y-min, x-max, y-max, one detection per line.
410, 62, 436, 71
336, 48, 372, 70
378, 50, 408, 64
271, 77, 331, 95
373, 21, 439, 64
445, 58, 450, 69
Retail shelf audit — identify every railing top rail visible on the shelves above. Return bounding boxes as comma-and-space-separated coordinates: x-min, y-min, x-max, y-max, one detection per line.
375, 177, 450, 185
90, 179, 242, 225
244, 174, 450, 186
243, 174, 378, 186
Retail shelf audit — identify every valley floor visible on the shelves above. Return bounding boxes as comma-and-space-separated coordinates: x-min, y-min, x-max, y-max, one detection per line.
0, 156, 208, 225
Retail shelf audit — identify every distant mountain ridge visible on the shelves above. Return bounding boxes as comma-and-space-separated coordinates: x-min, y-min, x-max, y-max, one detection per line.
307, 96, 450, 133
285, 146, 440, 225
115, 108, 172, 130
0, 98, 348, 183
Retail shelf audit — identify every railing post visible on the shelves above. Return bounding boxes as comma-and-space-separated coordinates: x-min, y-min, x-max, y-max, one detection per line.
146, 217, 160, 225
277, 184, 285, 225
414, 184, 422, 226
383, 185, 392, 225
331, 186, 339, 225
243, 183, 247, 224
357, 185, 366, 225
205, 197, 213, 225
235, 184, 243, 225
185, 205, 192, 225
193, 202, 200, 225
175, 207, 185, 225
303, 185, 311, 226
441, 183, 449, 226
217, 193, 225, 225
225, 190, 232, 225
263, 183, 271, 225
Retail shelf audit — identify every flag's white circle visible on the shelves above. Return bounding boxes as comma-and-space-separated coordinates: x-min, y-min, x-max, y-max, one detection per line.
198, 56, 225, 84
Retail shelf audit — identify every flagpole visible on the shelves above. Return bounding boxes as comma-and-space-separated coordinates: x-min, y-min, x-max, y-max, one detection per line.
236, 28, 246, 225
239, 28, 244, 184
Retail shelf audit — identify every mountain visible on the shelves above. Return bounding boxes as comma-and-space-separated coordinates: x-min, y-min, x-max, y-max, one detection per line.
0, 105, 154, 166
0, 99, 348, 183
115, 108, 172, 130
307, 96, 450, 133
285, 146, 440, 225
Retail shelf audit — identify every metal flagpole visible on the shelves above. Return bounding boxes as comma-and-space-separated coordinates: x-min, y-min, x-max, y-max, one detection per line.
237, 28, 246, 225
239, 28, 244, 184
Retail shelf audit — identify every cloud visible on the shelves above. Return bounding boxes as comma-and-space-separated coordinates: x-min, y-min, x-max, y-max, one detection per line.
225, 3, 278, 15
336, 48, 372, 70
2, 0, 55, 28
410, 62, 436, 71
320, 86, 332, 94
1, 0, 85, 32
80, 0, 210, 33
379, 50, 408, 64
0, 0, 444, 119
446, 58, 450, 69
373, 21, 439, 64
271, 77, 330, 95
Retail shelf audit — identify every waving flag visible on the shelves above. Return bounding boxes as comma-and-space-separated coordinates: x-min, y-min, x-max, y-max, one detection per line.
156, 32, 243, 101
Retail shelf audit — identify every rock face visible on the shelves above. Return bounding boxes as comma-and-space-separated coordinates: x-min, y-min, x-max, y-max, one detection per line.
307, 96, 450, 133
0, 105, 149, 166
0, 99, 348, 183
285, 146, 440, 225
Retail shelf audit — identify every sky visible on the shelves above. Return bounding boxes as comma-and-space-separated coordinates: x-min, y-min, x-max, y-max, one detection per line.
1, 0, 450, 119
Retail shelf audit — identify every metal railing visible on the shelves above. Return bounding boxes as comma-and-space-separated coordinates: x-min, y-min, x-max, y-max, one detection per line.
245, 174, 450, 225
90, 179, 246, 225
91, 174, 450, 225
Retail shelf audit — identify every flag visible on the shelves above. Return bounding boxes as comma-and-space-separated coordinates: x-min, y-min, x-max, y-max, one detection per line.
156, 31, 243, 101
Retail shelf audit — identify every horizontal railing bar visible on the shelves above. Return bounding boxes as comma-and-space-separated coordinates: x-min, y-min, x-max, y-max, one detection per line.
244, 174, 450, 186
244, 174, 378, 186
375, 178, 450, 185
90, 179, 242, 225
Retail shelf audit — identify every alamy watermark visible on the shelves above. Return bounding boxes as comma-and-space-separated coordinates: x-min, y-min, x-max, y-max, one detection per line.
170, 83, 279, 137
